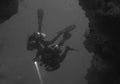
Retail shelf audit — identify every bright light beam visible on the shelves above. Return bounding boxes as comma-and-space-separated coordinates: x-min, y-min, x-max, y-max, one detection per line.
34, 61, 43, 84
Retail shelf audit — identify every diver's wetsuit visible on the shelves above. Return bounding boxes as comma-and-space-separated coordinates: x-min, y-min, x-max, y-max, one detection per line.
27, 24, 77, 71
40, 46, 61, 71
42, 45, 76, 71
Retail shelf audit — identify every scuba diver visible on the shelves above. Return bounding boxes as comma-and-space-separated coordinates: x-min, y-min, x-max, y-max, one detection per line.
26, 8, 78, 71
27, 24, 77, 71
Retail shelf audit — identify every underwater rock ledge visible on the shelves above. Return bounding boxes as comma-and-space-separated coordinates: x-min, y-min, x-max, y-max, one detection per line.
79, 0, 120, 84
0, 0, 19, 24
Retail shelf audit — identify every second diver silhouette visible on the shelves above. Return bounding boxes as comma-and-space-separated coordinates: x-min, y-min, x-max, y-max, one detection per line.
27, 8, 78, 71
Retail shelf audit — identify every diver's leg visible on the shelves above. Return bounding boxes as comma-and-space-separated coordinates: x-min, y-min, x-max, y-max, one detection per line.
56, 24, 76, 35
59, 46, 70, 62
50, 32, 63, 44
60, 46, 78, 62
58, 33, 72, 47
48, 24, 76, 45
37, 8, 44, 32
58, 39, 65, 47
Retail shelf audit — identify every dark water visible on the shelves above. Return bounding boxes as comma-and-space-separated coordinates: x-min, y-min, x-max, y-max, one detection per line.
0, 0, 92, 84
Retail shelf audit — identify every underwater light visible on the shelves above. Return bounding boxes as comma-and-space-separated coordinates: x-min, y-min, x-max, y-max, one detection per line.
34, 61, 43, 84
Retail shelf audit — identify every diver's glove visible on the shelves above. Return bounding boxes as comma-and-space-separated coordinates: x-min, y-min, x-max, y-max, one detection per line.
33, 57, 41, 62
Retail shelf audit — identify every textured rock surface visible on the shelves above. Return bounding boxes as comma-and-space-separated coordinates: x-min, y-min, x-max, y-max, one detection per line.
0, 0, 19, 24
79, 0, 120, 84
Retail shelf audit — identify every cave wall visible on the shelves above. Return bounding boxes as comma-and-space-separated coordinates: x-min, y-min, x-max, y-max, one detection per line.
0, 0, 19, 24
79, 0, 120, 84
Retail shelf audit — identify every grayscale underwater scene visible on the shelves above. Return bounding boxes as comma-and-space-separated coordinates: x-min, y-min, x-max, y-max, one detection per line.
1, 0, 120, 84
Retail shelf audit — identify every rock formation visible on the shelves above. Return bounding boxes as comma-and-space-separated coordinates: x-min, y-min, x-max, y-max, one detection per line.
79, 0, 120, 84
0, 0, 19, 24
